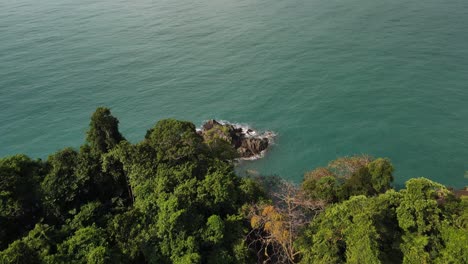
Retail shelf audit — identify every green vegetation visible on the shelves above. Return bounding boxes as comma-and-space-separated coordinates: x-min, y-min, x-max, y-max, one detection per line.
1, 107, 467, 263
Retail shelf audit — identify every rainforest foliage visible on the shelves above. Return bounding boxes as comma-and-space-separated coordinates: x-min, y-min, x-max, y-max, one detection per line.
1, 108, 467, 264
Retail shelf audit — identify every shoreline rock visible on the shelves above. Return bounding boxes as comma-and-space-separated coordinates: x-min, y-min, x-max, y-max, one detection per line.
199, 120, 274, 159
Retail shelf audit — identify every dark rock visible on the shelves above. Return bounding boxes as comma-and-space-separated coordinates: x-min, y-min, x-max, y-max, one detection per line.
200, 120, 271, 159
202, 119, 221, 131
238, 137, 269, 158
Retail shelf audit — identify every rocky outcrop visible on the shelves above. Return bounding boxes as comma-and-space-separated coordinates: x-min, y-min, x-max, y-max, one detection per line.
199, 120, 273, 159
238, 137, 269, 158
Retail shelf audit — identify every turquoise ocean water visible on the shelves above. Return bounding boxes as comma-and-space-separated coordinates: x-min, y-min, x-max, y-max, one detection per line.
1, 0, 468, 187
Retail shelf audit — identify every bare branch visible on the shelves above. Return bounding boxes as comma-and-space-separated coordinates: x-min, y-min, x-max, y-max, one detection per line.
247, 179, 324, 263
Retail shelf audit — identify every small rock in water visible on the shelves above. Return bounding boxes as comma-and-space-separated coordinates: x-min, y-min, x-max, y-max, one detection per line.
200, 119, 273, 159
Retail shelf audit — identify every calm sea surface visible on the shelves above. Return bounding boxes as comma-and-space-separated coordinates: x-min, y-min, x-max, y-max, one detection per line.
1, 0, 468, 187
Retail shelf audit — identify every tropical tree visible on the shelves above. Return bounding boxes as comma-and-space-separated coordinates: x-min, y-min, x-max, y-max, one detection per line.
0, 155, 44, 248
86, 107, 125, 155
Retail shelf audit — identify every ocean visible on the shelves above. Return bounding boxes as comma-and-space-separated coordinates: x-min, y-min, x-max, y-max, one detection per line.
1, 0, 468, 187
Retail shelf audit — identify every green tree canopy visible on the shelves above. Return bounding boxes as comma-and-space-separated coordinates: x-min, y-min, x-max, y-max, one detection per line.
0, 155, 44, 249
2, 107, 467, 264
86, 107, 125, 155
145, 119, 204, 163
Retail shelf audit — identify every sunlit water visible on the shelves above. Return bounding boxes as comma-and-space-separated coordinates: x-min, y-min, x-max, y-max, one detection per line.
1, 0, 468, 187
